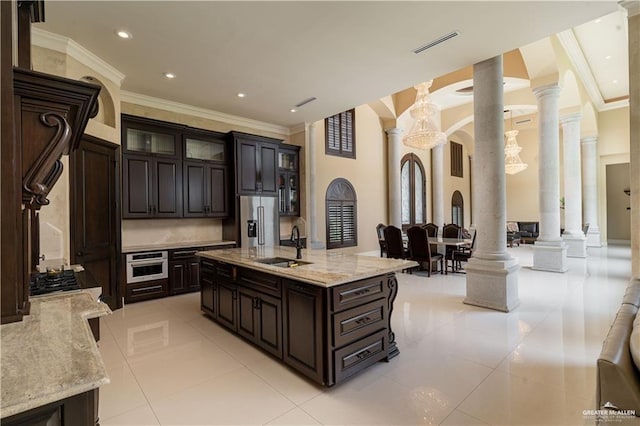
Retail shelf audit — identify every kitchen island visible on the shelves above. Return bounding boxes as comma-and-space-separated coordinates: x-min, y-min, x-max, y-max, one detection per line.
197, 247, 416, 386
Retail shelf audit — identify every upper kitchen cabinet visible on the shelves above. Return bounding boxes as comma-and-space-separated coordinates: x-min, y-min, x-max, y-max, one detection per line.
122, 115, 183, 218
231, 132, 280, 195
183, 130, 229, 218
277, 146, 300, 216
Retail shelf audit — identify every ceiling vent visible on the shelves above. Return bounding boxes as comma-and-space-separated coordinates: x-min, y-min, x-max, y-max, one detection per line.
413, 31, 460, 54
294, 97, 317, 108
515, 118, 532, 125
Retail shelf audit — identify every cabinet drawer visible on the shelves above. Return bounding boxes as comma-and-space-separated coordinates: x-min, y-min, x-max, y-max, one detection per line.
332, 299, 387, 348
333, 330, 387, 384
216, 262, 236, 281
125, 278, 168, 303
331, 276, 386, 312
170, 248, 198, 260
238, 268, 281, 297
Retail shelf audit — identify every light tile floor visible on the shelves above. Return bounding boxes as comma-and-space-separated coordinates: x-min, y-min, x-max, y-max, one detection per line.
97, 245, 635, 425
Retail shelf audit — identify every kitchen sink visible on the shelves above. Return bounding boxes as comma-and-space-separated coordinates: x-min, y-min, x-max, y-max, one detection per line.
256, 257, 311, 268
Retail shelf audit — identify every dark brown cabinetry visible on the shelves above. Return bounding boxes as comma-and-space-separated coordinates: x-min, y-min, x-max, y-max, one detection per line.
277, 146, 300, 216
169, 248, 202, 295
122, 115, 229, 219
123, 154, 182, 218
183, 162, 228, 217
200, 259, 398, 386
232, 132, 280, 195
282, 280, 324, 383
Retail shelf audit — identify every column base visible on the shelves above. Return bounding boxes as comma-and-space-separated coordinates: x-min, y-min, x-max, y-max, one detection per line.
586, 227, 602, 247
562, 233, 587, 258
532, 240, 568, 272
463, 257, 520, 312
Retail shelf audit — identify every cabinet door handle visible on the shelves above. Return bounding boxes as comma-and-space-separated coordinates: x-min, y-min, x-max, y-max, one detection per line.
76, 251, 84, 257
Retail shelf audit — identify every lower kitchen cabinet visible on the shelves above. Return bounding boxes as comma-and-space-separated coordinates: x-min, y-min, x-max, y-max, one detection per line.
216, 279, 238, 331
169, 248, 202, 295
282, 280, 324, 383
199, 259, 395, 386
237, 286, 282, 358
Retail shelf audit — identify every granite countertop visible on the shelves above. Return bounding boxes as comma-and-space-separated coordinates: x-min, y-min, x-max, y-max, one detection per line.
1, 291, 111, 418
197, 247, 417, 287
122, 239, 236, 253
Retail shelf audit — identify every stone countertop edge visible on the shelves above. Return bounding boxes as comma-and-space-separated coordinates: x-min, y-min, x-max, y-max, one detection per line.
196, 247, 417, 287
122, 240, 236, 253
0, 291, 112, 419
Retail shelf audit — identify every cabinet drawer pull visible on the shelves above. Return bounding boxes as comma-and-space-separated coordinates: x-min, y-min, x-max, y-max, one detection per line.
354, 288, 371, 296
356, 349, 371, 359
173, 250, 197, 257
355, 316, 372, 325
132, 285, 162, 294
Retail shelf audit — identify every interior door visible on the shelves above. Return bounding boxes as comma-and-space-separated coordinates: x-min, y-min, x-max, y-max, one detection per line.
71, 136, 121, 310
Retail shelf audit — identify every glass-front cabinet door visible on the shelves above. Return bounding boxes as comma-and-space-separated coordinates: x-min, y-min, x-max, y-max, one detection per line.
125, 127, 178, 157
185, 138, 226, 162
277, 146, 300, 216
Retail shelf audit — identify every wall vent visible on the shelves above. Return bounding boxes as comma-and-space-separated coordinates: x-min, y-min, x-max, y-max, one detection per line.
515, 118, 531, 125
413, 31, 460, 54
295, 97, 317, 108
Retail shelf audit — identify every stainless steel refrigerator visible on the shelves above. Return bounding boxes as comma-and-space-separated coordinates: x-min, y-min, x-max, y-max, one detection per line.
240, 195, 279, 248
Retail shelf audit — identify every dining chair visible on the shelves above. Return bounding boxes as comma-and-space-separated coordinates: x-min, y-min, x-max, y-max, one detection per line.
376, 223, 388, 258
383, 225, 408, 260
406, 226, 443, 277
442, 223, 462, 273
422, 223, 441, 257
451, 230, 477, 272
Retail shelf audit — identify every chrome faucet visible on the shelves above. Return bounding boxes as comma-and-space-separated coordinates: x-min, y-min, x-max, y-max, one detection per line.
290, 225, 303, 259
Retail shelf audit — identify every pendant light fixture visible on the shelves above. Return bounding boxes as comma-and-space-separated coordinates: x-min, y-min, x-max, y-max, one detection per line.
504, 110, 528, 175
403, 80, 446, 150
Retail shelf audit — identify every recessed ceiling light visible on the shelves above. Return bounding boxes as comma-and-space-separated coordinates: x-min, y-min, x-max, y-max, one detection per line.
117, 30, 132, 39
613, 79, 618, 84
595, 18, 602, 23
237, 93, 246, 98
290, 109, 297, 113
605, 55, 612, 60
163, 72, 176, 79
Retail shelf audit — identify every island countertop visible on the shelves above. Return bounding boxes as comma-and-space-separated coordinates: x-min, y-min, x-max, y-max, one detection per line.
196, 247, 417, 287
0, 291, 111, 418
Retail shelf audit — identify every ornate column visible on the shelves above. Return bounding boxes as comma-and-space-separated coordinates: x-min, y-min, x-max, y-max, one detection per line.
581, 136, 602, 247
560, 113, 586, 258
386, 128, 402, 228
532, 84, 567, 272
622, 0, 640, 279
307, 122, 324, 249
432, 143, 444, 228
464, 55, 520, 312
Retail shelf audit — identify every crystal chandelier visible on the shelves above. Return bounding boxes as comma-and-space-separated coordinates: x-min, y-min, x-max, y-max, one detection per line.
403, 81, 446, 150
504, 111, 527, 175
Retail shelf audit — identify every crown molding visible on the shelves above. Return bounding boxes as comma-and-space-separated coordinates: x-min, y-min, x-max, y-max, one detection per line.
31, 28, 125, 86
120, 91, 291, 136
556, 30, 607, 112
289, 123, 307, 135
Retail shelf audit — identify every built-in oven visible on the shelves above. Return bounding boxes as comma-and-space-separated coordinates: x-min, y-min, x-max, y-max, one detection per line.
126, 251, 168, 284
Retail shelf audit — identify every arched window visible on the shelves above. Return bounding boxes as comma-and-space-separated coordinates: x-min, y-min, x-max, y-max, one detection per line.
401, 153, 426, 228
451, 190, 464, 227
326, 178, 357, 249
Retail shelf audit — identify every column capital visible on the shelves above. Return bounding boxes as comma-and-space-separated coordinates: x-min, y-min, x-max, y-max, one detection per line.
385, 127, 403, 136
306, 122, 316, 132
620, 0, 640, 17
560, 112, 583, 126
532, 83, 561, 100
580, 136, 598, 146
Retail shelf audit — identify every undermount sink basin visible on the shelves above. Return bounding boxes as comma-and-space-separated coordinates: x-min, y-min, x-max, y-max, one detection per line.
256, 257, 311, 268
